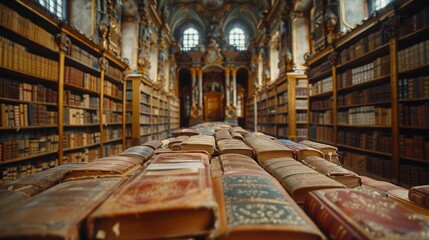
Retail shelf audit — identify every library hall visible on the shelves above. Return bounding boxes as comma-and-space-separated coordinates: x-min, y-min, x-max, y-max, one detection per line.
1, 0, 429, 239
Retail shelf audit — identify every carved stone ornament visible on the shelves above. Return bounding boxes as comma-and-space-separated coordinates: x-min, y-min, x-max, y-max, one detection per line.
202, 0, 224, 10
225, 105, 236, 119
204, 39, 224, 65
98, 57, 109, 71
56, 33, 71, 53
190, 105, 202, 119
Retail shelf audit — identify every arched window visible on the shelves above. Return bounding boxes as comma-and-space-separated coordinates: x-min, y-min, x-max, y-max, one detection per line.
181, 27, 199, 51
373, 0, 390, 11
229, 28, 247, 51
39, 0, 65, 19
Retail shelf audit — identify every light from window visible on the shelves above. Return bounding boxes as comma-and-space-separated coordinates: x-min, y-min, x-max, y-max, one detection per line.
39, 0, 65, 19
229, 28, 247, 51
374, 0, 390, 11
182, 27, 199, 51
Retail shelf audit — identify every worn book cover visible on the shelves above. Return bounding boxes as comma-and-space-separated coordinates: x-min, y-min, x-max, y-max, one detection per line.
212, 171, 325, 240
299, 140, 341, 165
217, 139, 255, 158
141, 140, 163, 150
0, 178, 123, 239
180, 134, 216, 155
245, 137, 294, 164
409, 185, 429, 210
119, 145, 154, 162
304, 188, 429, 240
87, 151, 218, 239
231, 131, 245, 141
276, 139, 324, 161
215, 129, 233, 143
0, 189, 30, 213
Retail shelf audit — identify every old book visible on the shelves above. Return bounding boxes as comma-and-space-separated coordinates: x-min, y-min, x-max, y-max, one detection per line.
299, 140, 341, 165
276, 139, 324, 161
212, 171, 325, 240
87, 151, 218, 239
387, 188, 429, 216
263, 157, 346, 204
141, 140, 163, 150
304, 188, 429, 240
180, 134, 215, 155
119, 145, 154, 162
179, 127, 200, 136
217, 139, 254, 158
409, 185, 429, 210
245, 137, 294, 164
215, 129, 233, 143
218, 153, 267, 174
360, 175, 404, 193
232, 126, 250, 135
0, 163, 85, 197
168, 135, 189, 149
300, 156, 361, 188
0, 178, 123, 239
63, 156, 143, 181
0, 189, 30, 213
231, 131, 245, 141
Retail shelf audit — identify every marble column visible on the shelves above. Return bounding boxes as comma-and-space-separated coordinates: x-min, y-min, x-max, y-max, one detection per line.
231, 67, 237, 108
225, 67, 231, 106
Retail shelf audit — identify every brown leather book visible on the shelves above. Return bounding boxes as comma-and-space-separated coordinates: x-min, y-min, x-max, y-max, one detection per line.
217, 154, 267, 174
180, 134, 215, 155
215, 129, 233, 143
276, 139, 324, 161
409, 185, 429, 210
87, 151, 218, 239
179, 127, 200, 136
63, 156, 143, 181
232, 126, 250, 136
300, 156, 361, 188
0, 163, 85, 197
168, 135, 189, 149
263, 157, 345, 204
360, 175, 404, 192
0, 189, 30, 213
299, 140, 341, 165
304, 188, 429, 240
217, 139, 255, 158
119, 145, 154, 162
141, 140, 163, 150
245, 137, 294, 164
212, 170, 325, 240
231, 131, 245, 141
0, 178, 123, 239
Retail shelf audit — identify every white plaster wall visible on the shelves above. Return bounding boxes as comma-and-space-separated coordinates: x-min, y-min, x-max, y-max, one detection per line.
121, 20, 138, 71
70, 0, 94, 38
341, 0, 367, 31
293, 16, 310, 69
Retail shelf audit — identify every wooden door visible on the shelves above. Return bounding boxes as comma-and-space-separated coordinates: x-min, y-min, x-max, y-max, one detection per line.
204, 92, 224, 122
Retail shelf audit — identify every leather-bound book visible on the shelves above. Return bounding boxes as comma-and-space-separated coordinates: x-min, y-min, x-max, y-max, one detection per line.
304, 188, 429, 240
217, 139, 255, 158
409, 185, 429, 210
245, 137, 294, 164
231, 131, 245, 141
179, 127, 200, 136
180, 134, 215, 155
232, 126, 250, 136
263, 157, 345, 204
0, 189, 30, 213
360, 175, 404, 192
300, 156, 361, 188
87, 151, 218, 240
0, 163, 85, 197
141, 140, 163, 150
276, 139, 324, 161
168, 135, 189, 150
199, 127, 215, 136
299, 140, 341, 165
215, 129, 233, 143
119, 145, 154, 162
0, 178, 123, 239
63, 156, 143, 181
218, 154, 267, 174
212, 171, 325, 240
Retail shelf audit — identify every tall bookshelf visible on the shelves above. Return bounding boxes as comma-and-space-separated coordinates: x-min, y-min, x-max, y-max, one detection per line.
0, 1, 128, 182
306, 0, 429, 186
245, 97, 255, 131
125, 75, 179, 147
256, 90, 268, 133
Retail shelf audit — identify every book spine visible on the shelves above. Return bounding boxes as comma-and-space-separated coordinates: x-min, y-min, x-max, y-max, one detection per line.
408, 189, 429, 210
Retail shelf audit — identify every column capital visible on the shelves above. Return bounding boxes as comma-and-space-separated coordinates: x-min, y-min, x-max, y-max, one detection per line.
231, 67, 237, 77
197, 68, 203, 77
190, 68, 196, 76
225, 67, 231, 76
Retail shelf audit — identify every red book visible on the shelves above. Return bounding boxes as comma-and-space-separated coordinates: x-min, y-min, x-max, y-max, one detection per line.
409, 185, 429, 210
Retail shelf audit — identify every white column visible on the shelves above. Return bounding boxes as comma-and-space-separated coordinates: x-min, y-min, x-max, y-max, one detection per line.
197, 68, 203, 107
225, 67, 231, 106
191, 67, 196, 107
231, 67, 237, 107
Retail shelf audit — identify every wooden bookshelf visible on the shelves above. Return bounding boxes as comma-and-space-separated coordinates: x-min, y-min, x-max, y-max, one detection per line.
0, 1, 127, 182
245, 97, 255, 131
169, 96, 180, 136
306, 0, 429, 186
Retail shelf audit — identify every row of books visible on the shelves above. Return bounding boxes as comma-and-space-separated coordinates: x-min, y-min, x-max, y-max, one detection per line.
0, 36, 58, 81
102, 112, 123, 124
342, 150, 392, 179
307, 60, 331, 79
337, 83, 391, 107
62, 147, 101, 164
0, 3, 58, 52
400, 163, 429, 186
103, 143, 123, 157
64, 66, 101, 93
139, 114, 150, 124
337, 55, 390, 89
68, 45, 99, 70
0, 133, 59, 162
64, 90, 99, 109
310, 96, 333, 109
63, 107, 100, 125
62, 131, 100, 149
276, 104, 288, 113
295, 99, 308, 109
104, 81, 123, 99
399, 134, 429, 160
399, 5, 429, 37
106, 65, 124, 81
398, 76, 429, 99
310, 110, 333, 125
103, 127, 123, 141
103, 98, 122, 112
338, 29, 387, 65
397, 39, 429, 73
0, 78, 57, 104
277, 126, 288, 137
275, 114, 289, 123
337, 106, 391, 126
399, 102, 429, 128
0, 157, 58, 183
338, 129, 392, 154
309, 125, 334, 144
0, 103, 57, 128
309, 76, 333, 96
